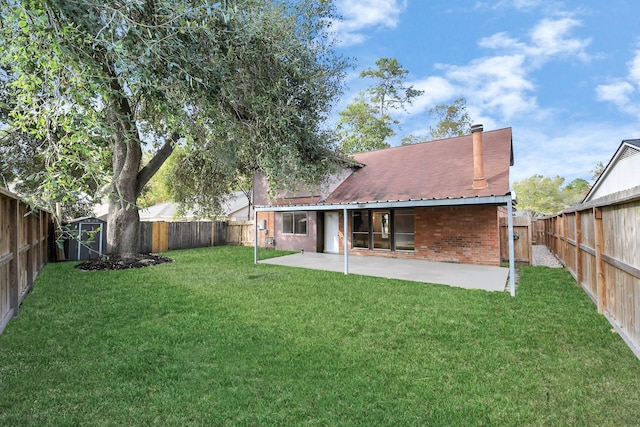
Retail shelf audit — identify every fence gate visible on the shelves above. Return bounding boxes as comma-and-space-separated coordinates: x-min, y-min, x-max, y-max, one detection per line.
500, 217, 532, 264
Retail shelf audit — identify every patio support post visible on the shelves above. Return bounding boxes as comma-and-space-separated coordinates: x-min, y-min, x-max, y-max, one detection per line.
507, 197, 516, 296
254, 216, 258, 265
343, 208, 349, 275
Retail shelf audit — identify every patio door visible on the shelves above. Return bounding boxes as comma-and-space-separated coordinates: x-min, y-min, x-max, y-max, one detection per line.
372, 210, 391, 249
324, 212, 339, 253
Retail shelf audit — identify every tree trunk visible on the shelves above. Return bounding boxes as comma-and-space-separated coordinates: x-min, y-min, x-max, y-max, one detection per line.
107, 196, 141, 257
106, 113, 143, 258
106, 136, 174, 257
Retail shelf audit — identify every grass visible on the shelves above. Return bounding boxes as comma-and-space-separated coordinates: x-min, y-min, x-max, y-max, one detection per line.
1, 246, 639, 426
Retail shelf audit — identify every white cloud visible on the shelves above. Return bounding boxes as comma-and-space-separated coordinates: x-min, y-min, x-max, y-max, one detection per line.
475, 0, 564, 13
478, 16, 592, 64
400, 76, 457, 116
413, 54, 536, 121
627, 48, 640, 87
331, 0, 407, 46
405, 15, 591, 122
528, 17, 591, 62
596, 80, 634, 104
596, 48, 640, 119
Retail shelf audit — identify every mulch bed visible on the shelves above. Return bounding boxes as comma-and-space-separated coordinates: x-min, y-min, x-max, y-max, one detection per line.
75, 253, 173, 271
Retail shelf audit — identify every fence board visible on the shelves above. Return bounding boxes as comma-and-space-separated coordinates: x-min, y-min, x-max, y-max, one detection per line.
168, 222, 212, 250
532, 219, 545, 245
500, 217, 531, 264
0, 189, 51, 335
543, 196, 640, 358
152, 222, 169, 252
225, 221, 254, 246
213, 221, 226, 246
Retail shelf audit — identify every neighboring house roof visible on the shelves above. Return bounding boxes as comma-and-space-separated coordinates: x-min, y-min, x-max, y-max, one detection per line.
139, 191, 251, 221
324, 127, 513, 204
139, 202, 188, 221
223, 191, 252, 218
583, 139, 640, 203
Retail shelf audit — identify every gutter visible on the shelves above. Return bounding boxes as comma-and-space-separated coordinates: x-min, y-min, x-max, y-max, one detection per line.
254, 194, 513, 212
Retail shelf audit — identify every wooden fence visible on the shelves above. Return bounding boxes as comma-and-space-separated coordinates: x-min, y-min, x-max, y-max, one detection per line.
0, 188, 52, 335
542, 190, 640, 358
139, 220, 254, 253
500, 216, 532, 264
531, 219, 545, 245
224, 221, 254, 246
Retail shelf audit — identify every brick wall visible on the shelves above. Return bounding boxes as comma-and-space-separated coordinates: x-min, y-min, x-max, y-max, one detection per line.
414, 206, 500, 266
255, 211, 276, 248
337, 205, 501, 266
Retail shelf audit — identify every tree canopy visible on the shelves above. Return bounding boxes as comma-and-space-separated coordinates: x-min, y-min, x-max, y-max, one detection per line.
513, 175, 589, 216
1, 0, 347, 256
337, 57, 422, 153
401, 97, 474, 145
428, 97, 472, 140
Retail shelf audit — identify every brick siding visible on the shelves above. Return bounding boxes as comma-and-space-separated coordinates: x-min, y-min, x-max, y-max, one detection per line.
337, 205, 501, 266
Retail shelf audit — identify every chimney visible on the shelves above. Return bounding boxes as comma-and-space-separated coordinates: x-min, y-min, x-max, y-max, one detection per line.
471, 124, 487, 189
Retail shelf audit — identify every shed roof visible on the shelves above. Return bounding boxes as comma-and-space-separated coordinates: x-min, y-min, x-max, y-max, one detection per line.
325, 127, 513, 204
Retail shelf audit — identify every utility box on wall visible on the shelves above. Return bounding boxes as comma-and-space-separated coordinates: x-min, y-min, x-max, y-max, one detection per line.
64, 217, 107, 261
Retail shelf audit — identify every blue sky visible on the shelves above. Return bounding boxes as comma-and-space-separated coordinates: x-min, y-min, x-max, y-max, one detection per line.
327, 0, 640, 183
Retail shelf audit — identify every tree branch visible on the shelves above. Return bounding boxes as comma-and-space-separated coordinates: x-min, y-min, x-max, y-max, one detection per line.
136, 132, 179, 196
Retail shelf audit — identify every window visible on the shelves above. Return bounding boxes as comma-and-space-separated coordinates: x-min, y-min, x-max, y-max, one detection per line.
352, 210, 369, 248
282, 212, 307, 235
351, 209, 414, 251
394, 209, 415, 251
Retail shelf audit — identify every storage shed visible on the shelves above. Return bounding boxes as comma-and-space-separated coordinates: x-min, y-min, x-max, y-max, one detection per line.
64, 217, 107, 261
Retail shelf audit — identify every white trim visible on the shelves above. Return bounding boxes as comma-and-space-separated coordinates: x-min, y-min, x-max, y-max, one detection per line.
255, 195, 512, 212
584, 140, 640, 203
507, 197, 516, 296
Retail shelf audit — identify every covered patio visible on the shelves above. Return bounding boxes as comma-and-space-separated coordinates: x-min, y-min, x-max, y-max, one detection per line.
259, 252, 511, 292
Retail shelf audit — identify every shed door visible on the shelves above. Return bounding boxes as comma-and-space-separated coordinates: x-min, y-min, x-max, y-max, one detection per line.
324, 212, 339, 254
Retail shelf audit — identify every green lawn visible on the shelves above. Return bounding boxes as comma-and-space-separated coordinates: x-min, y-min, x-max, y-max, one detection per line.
1, 246, 639, 426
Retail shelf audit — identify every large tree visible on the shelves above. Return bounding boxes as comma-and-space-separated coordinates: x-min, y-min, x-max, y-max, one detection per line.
401, 97, 473, 145
336, 97, 394, 153
1, 0, 347, 257
337, 57, 422, 153
428, 97, 472, 140
513, 175, 589, 216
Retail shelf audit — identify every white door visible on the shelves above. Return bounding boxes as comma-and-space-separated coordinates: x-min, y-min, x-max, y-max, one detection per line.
324, 212, 340, 253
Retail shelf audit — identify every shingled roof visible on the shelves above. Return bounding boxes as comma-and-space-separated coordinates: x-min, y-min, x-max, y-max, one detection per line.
324, 127, 513, 204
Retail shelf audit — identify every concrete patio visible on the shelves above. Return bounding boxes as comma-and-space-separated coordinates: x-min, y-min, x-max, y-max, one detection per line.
259, 252, 511, 292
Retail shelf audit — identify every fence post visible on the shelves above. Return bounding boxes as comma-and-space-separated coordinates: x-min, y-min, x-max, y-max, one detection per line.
25, 210, 34, 297
594, 207, 606, 314
562, 213, 568, 265
9, 198, 19, 318
527, 216, 533, 265
576, 211, 583, 287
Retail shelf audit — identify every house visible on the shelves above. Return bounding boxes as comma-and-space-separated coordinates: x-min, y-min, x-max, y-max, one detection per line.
139, 192, 251, 222
583, 139, 640, 204
254, 125, 515, 267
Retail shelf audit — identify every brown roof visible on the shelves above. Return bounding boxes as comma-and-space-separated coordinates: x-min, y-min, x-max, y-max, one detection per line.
325, 127, 513, 204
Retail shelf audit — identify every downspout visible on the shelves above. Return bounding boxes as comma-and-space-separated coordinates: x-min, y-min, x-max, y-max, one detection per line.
507, 197, 516, 296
